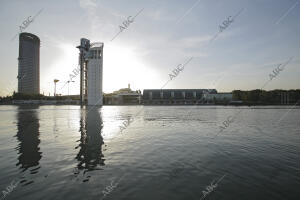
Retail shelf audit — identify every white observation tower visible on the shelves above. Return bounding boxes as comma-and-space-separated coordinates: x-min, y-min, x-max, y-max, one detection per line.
77, 39, 104, 106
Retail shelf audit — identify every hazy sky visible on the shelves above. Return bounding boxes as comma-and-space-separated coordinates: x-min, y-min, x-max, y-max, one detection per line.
0, 0, 299, 96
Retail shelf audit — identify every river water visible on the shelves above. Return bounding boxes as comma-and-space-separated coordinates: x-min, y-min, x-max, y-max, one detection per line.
0, 105, 299, 200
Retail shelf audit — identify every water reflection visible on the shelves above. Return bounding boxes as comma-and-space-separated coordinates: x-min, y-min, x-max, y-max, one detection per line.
75, 107, 105, 175
15, 105, 42, 184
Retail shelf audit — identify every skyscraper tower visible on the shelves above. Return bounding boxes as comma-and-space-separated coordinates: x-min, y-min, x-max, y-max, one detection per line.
18, 32, 40, 94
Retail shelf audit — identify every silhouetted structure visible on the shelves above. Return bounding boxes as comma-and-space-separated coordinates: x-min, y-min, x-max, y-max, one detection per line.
232, 89, 300, 105
75, 107, 104, 177
143, 89, 217, 105
16, 105, 42, 185
104, 84, 142, 105
18, 33, 40, 94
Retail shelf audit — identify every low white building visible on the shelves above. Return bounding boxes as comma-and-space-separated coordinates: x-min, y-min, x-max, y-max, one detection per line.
105, 85, 142, 105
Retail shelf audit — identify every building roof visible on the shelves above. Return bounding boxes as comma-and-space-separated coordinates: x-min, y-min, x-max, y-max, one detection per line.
143, 89, 217, 92
19, 32, 40, 43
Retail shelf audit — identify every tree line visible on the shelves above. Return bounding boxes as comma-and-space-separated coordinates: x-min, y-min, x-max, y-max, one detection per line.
232, 89, 300, 105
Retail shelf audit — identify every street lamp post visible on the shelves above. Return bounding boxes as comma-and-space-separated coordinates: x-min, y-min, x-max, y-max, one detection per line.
67, 80, 75, 97
54, 79, 59, 96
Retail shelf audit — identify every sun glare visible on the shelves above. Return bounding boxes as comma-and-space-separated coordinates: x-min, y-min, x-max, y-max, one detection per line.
41, 42, 158, 95
103, 43, 157, 93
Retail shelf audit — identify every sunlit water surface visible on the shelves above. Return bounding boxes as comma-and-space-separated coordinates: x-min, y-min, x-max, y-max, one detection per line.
0, 105, 299, 200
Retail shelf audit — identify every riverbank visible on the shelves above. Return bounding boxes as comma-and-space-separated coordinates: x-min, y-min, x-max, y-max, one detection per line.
0, 101, 299, 106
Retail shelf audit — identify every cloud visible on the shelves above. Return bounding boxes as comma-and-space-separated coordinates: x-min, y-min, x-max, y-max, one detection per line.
79, 0, 98, 9
146, 8, 174, 21
178, 35, 212, 48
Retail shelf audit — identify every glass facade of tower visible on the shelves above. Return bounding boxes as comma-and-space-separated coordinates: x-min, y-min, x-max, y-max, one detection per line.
18, 32, 40, 94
